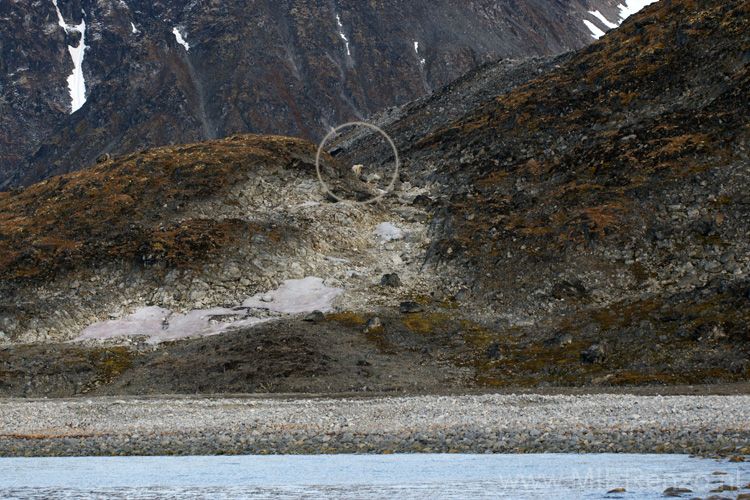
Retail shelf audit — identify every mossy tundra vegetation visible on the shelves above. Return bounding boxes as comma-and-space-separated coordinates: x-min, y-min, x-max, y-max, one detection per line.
0, 0, 749, 397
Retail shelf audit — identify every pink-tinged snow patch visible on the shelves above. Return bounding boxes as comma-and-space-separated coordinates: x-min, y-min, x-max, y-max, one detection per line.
154, 308, 265, 343
75, 306, 169, 341
242, 277, 343, 314
73, 306, 267, 344
73, 277, 341, 344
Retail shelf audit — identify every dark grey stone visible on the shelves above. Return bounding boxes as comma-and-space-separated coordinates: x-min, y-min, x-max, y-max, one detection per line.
381, 273, 402, 287
303, 310, 325, 323
399, 301, 424, 314
580, 342, 612, 364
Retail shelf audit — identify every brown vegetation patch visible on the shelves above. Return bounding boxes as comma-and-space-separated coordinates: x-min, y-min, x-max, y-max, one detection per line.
0, 134, 320, 282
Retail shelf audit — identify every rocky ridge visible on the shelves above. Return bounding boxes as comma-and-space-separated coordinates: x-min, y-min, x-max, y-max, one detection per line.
0, 0, 623, 189
338, 0, 750, 385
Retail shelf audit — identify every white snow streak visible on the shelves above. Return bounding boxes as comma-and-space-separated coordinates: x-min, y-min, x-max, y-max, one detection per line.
52, 0, 87, 113
589, 10, 619, 29
131, 22, 138, 34
583, 19, 606, 39
173, 27, 190, 51
335, 15, 351, 56
618, 0, 658, 22
582, 0, 658, 40
413, 40, 425, 66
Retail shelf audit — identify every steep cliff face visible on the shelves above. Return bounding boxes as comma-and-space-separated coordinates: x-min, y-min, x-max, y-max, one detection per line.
0, 0, 625, 188
0, 0, 73, 182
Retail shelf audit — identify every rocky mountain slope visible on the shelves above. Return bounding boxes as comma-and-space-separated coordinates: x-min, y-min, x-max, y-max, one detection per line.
344, 0, 750, 384
1, 0, 749, 397
0, 0, 626, 189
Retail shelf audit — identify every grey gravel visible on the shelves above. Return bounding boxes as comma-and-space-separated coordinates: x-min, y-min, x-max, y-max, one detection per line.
1, 394, 749, 456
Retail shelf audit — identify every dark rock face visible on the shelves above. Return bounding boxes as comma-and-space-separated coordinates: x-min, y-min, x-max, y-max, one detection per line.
0, 1, 73, 183
0, 0, 622, 188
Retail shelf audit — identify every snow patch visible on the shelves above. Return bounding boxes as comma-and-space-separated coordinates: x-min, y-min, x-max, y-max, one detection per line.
73, 276, 341, 344
76, 306, 169, 342
335, 15, 351, 56
374, 222, 404, 241
413, 40, 425, 66
52, 0, 87, 113
173, 27, 190, 51
73, 306, 268, 344
588, 10, 618, 29
583, 1, 657, 39
617, 0, 658, 22
242, 277, 343, 314
131, 22, 138, 34
583, 19, 606, 39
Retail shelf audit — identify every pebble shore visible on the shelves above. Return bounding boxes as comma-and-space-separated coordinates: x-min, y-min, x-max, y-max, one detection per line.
1, 394, 749, 457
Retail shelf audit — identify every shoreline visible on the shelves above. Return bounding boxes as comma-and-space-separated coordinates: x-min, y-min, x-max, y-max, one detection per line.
1, 394, 749, 457
5, 380, 750, 403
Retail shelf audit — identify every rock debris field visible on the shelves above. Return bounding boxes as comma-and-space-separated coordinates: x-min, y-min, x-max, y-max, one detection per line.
1, 394, 749, 457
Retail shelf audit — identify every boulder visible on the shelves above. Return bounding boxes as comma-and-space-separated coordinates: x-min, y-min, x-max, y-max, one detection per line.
543, 331, 573, 349
551, 279, 586, 300
486, 342, 505, 360
303, 310, 325, 323
399, 301, 424, 314
365, 317, 382, 330
380, 273, 402, 287
581, 342, 612, 364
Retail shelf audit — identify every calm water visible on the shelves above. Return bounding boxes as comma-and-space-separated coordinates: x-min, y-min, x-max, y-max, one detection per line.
0, 454, 747, 500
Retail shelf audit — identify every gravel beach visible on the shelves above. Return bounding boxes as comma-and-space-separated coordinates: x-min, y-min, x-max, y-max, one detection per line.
1, 394, 749, 457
